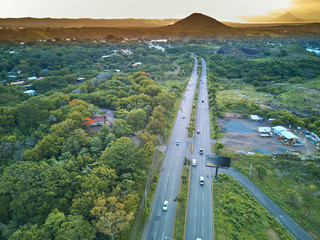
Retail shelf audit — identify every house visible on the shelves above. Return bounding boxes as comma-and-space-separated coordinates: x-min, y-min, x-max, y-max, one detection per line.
250, 115, 263, 122
27, 77, 37, 80
92, 116, 105, 126
24, 90, 36, 95
272, 126, 287, 135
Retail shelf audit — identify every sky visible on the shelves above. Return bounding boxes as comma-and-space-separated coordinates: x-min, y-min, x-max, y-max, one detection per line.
0, 0, 319, 22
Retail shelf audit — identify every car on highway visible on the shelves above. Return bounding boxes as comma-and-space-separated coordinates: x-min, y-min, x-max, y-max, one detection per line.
196, 238, 202, 240
163, 200, 168, 211
202, 99, 204, 103
197, 129, 200, 134
199, 148, 203, 155
176, 140, 180, 145
182, 114, 185, 119
200, 176, 204, 185
192, 159, 197, 166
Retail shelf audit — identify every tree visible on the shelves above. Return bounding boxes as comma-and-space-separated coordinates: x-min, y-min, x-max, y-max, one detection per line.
70, 165, 117, 219
91, 196, 134, 240
9, 224, 45, 240
43, 209, 66, 239
55, 215, 96, 240
111, 119, 132, 138
286, 189, 302, 206
255, 164, 267, 180
126, 109, 147, 131
100, 137, 141, 176
0, 161, 71, 225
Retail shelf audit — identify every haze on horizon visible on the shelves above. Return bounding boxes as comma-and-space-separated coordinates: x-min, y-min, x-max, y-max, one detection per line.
0, 0, 319, 22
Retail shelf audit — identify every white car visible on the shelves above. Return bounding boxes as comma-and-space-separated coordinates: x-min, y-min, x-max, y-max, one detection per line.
176, 140, 180, 145
182, 114, 185, 119
200, 176, 204, 185
192, 159, 197, 166
163, 200, 168, 211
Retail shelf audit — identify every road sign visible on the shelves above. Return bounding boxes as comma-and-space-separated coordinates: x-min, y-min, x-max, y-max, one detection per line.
205, 155, 231, 168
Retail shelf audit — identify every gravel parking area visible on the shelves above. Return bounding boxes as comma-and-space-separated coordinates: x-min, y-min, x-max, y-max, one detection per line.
217, 118, 315, 155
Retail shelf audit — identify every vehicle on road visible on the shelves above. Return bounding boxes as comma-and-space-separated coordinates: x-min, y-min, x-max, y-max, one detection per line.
192, 159, 197, 166
163, 200, 168, 211
182, 114, 185, 119
199, 148, 203, 155
200, 176, 204, 185
196, 238, 202, 240
202, 99, 204, 103
197, 129, 200, 134
176, 140, 180, 145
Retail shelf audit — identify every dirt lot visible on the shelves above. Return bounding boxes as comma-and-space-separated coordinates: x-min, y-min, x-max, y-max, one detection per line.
217, 118, 316, 155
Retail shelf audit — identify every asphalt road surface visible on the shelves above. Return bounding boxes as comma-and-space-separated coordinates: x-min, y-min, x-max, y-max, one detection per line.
185, 58, 214, 240
143, 58, 199, 240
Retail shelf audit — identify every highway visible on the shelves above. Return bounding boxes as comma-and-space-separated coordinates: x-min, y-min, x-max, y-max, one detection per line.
185, 58, 213, 240
143, 58, 199, 240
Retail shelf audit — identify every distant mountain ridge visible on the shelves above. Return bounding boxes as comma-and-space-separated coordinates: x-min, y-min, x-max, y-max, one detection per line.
0, 17, 179, 28
1, 13, 320, 41
268, 12, 305, 23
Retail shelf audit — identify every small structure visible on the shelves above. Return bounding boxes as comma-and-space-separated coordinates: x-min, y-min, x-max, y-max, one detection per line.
24, 90, 36, 95
258, 127, 271, 133
27, 77, 37, 80
250, 115, 263, 122
279, 131, 302, 146
258, 127, 273, 137
273, 126, 287, 136
92, 116, 105, 126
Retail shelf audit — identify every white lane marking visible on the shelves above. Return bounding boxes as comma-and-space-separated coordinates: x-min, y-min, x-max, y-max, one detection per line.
202, 209, 204, 217
154, 232, 157, 239
202, 226, 204, 235
194, 226, 196, 234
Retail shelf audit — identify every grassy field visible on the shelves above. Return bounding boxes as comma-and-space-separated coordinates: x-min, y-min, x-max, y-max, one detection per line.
225, 152, 320, 239
173, 166, 191, 240
214, 174, 296, 240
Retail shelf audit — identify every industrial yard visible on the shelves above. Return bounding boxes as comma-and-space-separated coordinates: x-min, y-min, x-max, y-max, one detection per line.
216, 117, 317, 156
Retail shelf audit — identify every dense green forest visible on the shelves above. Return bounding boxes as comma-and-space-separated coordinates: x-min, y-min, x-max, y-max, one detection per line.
0, 41, 192, 239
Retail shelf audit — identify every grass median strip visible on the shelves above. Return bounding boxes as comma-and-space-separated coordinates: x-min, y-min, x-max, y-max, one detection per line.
173, 163, 191, 240
188, 79, 200, 137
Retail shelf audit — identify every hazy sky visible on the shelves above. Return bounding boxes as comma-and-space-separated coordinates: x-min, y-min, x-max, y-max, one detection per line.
0, 0, 319, 22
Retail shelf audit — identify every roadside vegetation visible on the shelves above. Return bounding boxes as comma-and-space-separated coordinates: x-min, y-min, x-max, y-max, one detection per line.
214, 174, 296, 240
173, 158, 191, 240
224, 152, 320, 238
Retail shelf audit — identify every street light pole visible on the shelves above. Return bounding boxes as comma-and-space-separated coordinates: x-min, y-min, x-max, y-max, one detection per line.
249, 164, 253, 177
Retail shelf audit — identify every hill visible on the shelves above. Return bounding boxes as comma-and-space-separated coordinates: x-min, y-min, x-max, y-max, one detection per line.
168, 13, 229, 30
